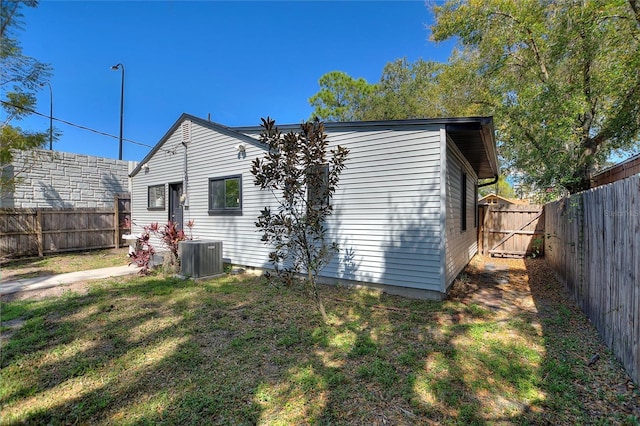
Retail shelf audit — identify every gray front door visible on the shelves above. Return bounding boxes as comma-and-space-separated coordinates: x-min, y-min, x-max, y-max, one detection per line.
169, 182, 183, 230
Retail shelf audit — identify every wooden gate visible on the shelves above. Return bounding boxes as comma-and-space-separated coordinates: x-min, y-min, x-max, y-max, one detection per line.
115, 193, 131, 249
478, 204, 545, 257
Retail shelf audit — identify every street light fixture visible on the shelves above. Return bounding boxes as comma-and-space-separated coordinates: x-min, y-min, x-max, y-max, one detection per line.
39, 82, 53, 150
111, 63, 125, 160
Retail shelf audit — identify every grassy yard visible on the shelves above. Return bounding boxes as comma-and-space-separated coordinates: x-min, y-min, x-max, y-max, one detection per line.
1, 257, 638, 425
1, 248, 129, 282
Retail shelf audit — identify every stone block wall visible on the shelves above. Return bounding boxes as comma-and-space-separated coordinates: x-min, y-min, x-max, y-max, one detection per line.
0, 149, 136, 208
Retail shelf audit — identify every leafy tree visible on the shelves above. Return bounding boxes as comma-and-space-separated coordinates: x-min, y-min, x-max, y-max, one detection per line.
308, 2, 640, 197
309, 58, 485, 123
308, 71, 374, 122
310, 61, 448, 122
1, 0, 52, 191
362, 58, 445, 120
251, 117, 349, 322
431, 0, 640, 194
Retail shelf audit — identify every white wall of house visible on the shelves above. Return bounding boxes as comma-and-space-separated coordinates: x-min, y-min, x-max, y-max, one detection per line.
131, 116, 488, 298
130, 121, 275, 268
312, 124, 444, 293
444, 137, 479, 288
132, 119, 448, 294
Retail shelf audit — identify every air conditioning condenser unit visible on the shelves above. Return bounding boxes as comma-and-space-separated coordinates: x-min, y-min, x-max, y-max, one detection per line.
179, 240, 223, 278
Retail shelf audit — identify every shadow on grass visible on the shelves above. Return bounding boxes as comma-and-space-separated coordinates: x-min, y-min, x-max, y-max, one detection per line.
0, 271, 533, 424
0, 257, 49, 270
1, 263, 638, 424
523, 258, 640, 423
1, 249, 130, 284
1, 256, 53, 282
0, 274, 270, 424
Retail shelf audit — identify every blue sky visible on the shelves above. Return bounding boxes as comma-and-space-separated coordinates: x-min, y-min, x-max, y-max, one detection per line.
16, 1, 454, 162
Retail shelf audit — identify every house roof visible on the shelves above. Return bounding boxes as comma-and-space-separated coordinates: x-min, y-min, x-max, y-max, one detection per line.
590, 152, 640, 188
234, 116, 498, 179
131, 115, 499, 179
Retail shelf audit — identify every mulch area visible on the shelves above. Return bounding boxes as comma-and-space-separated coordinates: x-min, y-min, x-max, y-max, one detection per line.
449, 256, 538, 317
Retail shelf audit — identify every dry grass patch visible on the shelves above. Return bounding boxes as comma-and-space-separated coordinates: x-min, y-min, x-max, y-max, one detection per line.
1, 258, 639, 425
1, 248, 129, 282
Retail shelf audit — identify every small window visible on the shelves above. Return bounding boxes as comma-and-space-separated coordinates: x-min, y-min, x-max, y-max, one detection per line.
209, 175, 242, 215
307, 164, 329, 209
148, 185, 165, 210
461, 172, 467, 231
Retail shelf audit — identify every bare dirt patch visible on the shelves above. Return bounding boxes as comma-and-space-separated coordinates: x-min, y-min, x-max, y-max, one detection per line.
1, 280, 93, 302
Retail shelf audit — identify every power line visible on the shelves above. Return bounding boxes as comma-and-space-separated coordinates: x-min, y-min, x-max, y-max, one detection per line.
1, 100, 155, 149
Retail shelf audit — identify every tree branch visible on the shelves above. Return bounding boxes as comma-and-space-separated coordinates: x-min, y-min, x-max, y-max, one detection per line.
579, 32, 596, 140
0, 0, 21, 39
489, 11, 549, 82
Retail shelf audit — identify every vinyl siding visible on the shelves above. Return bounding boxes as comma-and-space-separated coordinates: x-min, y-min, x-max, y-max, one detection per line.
132, 121, 446, 292
131, 121, 275, 268
444, 136, 479, 288
131, 128, 182, 235
294, 126, 444, 291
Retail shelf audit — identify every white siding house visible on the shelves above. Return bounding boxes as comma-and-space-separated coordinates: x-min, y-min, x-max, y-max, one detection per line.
130, 114, 498, 299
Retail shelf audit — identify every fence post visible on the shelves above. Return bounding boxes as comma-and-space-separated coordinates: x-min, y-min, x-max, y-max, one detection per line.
36, 208, 43, 257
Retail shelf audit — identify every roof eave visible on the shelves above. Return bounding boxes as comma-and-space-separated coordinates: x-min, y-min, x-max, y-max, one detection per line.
232, 116, 497, 133
445, 117, 499, 180
132, 115, 500, 181
480, 117, 499, 179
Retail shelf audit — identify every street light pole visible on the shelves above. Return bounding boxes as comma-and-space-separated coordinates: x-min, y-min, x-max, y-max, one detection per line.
111, 63, 125, 160
40, 82, 53, 150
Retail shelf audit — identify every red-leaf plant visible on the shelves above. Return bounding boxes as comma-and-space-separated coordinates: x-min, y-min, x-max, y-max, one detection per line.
129, 220, 194, 274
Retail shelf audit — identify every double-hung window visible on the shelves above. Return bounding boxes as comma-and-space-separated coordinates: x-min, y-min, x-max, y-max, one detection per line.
208, 175, 242, 215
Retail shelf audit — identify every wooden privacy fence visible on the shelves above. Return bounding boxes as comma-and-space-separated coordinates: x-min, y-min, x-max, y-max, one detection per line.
478, 204, 545, 257
546, 174, 640, 386
0, 195, 130, 258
